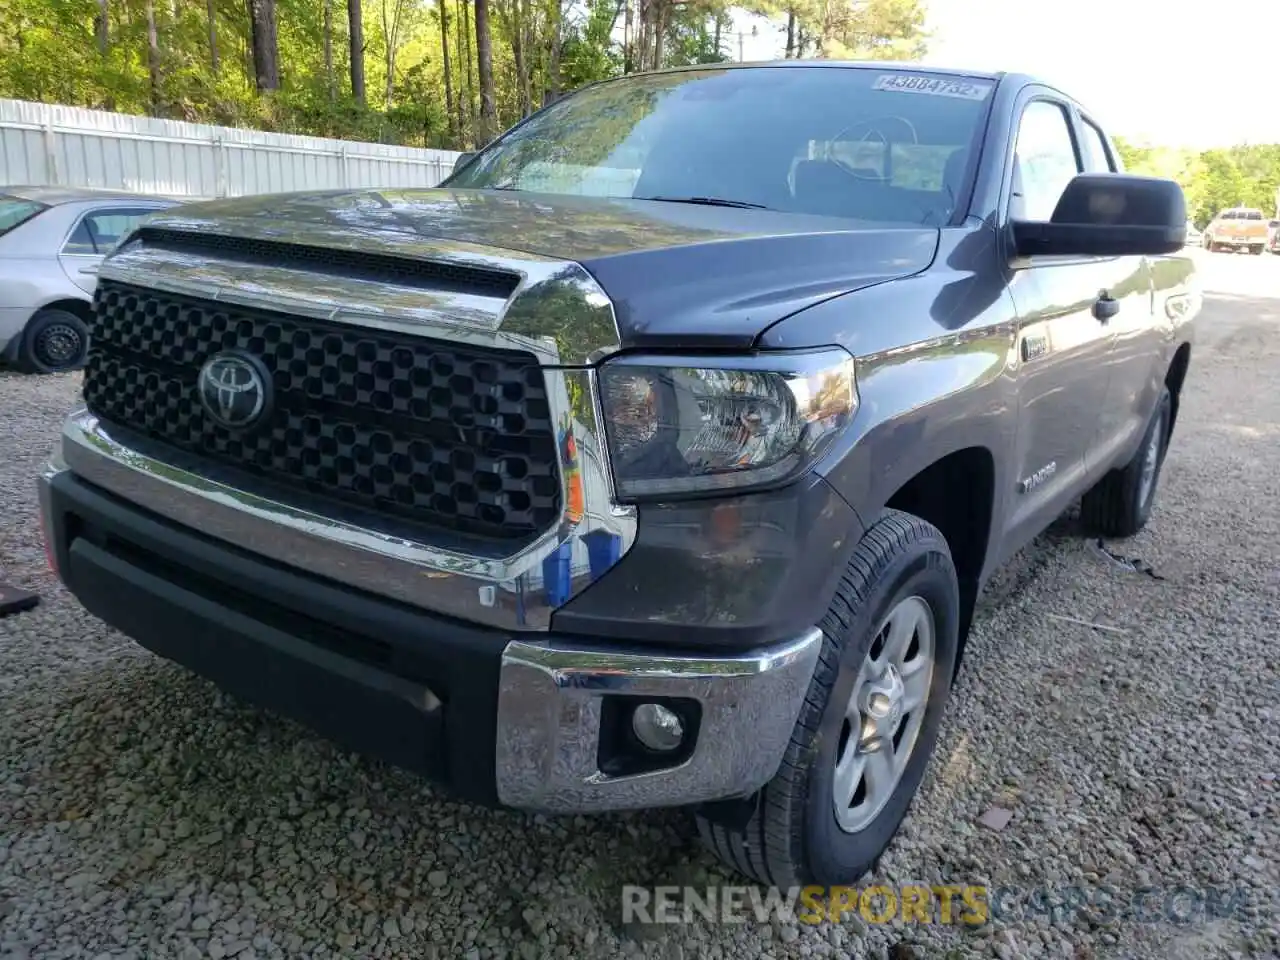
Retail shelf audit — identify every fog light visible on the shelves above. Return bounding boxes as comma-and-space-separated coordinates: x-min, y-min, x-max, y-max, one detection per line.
631, 703, 685, 752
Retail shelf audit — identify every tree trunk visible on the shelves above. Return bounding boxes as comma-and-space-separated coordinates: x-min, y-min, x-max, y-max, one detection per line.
714, 16, 721, 59
95, 0, 116, 109
323, 0, 334, 99
474, 0, 496, 143
382, 0, 404, 106
206, 0, 219, 72
144, 0, 161, 115
785, 10, 795, 58
547, 0, 561, 102
623, 0, 632, 72
439, 0, 456, 142
95, 0, 109, 56
652, 0, 664, 70
509, 0, 530, 118
635, 0, 646, 71
348, 0, 366, 104
247, 0, 280, 91
518, 0, 532, 116
460, 0, 475, 135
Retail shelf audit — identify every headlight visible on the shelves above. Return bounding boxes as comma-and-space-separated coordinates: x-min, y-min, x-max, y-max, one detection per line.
598, 348, 857, 500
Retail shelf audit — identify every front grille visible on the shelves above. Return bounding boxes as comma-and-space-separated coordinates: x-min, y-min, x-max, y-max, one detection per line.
83, 279, 562, 542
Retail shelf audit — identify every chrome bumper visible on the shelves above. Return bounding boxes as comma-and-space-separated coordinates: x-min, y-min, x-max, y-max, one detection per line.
55, 408, 635, 632
495, 628, 823, 812
48, 415, 824, 813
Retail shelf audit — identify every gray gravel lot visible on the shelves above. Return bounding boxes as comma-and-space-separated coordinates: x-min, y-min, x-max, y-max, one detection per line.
0, 250, 1277, 959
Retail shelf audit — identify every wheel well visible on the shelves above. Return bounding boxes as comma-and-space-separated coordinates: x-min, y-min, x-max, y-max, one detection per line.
1165, 343, 1191, 433
36, 298, 94, 325
885, 447, 995, 675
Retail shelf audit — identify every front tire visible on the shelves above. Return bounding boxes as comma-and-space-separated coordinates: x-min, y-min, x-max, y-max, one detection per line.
1081, 387, 1172, 538
696, 511, 959, 886
17, 308, 90, 374
1250, 245, 1264, 256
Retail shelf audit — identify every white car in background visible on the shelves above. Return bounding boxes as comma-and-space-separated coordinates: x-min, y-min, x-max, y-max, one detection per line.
1184, 219, 1202, 247
0, 186, 179, 373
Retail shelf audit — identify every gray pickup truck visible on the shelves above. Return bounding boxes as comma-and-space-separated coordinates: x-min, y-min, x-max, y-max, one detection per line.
38, 62, 1198, 886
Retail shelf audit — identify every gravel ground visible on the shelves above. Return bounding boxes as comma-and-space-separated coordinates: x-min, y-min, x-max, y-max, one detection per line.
0, 255, 1277, 959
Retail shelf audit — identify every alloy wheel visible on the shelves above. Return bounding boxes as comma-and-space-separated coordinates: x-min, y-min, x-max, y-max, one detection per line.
833, 595, 936, 833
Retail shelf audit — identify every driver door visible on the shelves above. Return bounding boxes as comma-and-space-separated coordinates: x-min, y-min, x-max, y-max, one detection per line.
1002, 96, 1142, 549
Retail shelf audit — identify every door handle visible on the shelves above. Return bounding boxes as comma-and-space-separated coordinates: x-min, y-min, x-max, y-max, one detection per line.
1093, 295, 1120, 322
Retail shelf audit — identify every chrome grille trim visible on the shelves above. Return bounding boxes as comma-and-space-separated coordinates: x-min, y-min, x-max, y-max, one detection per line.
103, 211, 623, 366
67, 218, 637, 631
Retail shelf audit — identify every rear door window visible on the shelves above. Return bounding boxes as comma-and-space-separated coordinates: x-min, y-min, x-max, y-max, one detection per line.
62, 206, 159, 255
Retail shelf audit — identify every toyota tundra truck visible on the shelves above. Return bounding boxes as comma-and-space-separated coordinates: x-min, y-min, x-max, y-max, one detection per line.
37, 62, 1198, 886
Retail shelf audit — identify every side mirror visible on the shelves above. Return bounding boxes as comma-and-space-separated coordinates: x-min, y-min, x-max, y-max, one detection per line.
452, 151, 476, 176
1013, 173, 1187, 257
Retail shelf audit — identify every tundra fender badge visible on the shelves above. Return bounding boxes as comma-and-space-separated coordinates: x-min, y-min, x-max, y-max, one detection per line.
1018, 461, 1057, 494
1022, 333, 1049, 362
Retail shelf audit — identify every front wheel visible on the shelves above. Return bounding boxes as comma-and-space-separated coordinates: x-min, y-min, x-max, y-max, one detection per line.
1250, 245, 1264, 256
696, 511, 959, 886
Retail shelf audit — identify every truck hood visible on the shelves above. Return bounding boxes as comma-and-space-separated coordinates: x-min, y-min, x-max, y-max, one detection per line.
144, 188, 939, 350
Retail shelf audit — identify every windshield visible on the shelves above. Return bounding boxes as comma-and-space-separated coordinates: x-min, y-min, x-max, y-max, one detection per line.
0, 195, 47, 236
449, 66, 994, 226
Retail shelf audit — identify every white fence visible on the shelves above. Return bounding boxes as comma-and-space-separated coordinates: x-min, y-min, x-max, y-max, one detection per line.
0, 99, 463, 199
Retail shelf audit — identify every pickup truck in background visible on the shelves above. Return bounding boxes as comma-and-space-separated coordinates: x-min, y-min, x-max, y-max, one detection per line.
38, 62, 1197, 886
1202, 206, 1268, 254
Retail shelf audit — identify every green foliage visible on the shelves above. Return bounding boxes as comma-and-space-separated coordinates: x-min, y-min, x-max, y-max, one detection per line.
6, 0, 1274, 222
559, 0, 623, 91
1114, 136, 1280, 228
0, 0, 929, 152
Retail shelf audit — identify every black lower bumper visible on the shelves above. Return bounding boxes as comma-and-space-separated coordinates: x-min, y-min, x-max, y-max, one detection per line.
44, 471, 511, 805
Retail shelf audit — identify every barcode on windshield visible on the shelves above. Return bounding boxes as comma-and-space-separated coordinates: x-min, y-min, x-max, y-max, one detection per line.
872, 75, 992, 100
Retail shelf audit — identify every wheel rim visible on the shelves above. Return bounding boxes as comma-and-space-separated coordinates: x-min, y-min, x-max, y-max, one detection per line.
1139, 408, 1165, 508
832, 595, 935, 833
34, 322, 84, 369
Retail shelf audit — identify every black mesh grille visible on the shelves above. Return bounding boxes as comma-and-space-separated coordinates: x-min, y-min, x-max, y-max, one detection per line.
83, 279, 562, 542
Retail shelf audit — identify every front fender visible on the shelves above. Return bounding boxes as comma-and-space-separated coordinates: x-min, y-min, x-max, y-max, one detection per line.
551, 472, 865, 651
758, 225, 1020, 549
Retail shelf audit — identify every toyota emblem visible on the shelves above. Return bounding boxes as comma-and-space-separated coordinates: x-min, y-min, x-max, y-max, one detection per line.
197, 351, 271, 430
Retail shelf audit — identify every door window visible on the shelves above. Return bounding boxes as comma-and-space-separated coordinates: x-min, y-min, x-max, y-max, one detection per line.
1011, 101, 1081, 221
61, 207, 157, 256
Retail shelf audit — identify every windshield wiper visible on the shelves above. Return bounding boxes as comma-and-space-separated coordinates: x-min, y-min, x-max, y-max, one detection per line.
636, 195, 772, 210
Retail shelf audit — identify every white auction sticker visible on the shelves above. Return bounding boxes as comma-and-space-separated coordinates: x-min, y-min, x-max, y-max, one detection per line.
872, 74, 993, 100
